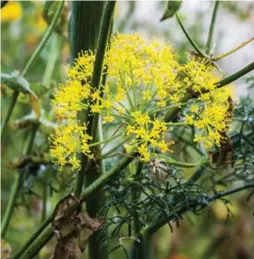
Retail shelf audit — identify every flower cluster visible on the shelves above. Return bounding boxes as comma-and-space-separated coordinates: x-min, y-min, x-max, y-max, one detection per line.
185, 88, 232, 148
50, 124, 93, 170
50, 33, 232, 169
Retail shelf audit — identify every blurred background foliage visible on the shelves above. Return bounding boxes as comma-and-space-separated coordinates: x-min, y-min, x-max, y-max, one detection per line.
1, 1, 254, 259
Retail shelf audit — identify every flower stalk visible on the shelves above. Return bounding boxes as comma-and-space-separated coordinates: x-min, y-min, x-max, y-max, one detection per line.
206, 1, 220, 55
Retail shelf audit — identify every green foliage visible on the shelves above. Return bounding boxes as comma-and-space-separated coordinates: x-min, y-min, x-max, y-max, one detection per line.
1, 1, 254, 259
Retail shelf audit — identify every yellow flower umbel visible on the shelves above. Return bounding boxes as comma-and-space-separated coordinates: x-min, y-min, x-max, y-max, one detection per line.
50, 33, 233, 169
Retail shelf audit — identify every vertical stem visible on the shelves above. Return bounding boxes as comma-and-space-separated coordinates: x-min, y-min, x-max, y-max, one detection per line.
42, 33, 63, 87
1, 173, 23, 237
206, 1, 220, 55
132, 233, 153, 259
1, 123, 39, 238
70, 2, 110, 259
69, 1, 104, 63
131, 162, 146, 259
70, 1, 105, 196
86, 3, 116, 259
1, 91, 19, 137
41, 180, 48, 222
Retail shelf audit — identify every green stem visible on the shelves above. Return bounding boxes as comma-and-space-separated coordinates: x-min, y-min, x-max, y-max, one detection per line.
188, 166, 206, 182
22, 1, 64, 77
216, 61, 254, 88
213, 37, 254, 61
1, 123, 39, 238
71, 1, 105, 196
1, 91, 18, 137
41, 180, 48, 222
132, 233, 153, 259
83, 5, 115, 257
173, 132, 204, 156
90, 2, 116, 138
42, 33, 62, 87
148, 103, 184, 115
89, 133, 122, 147
1, 1, 64, 138
91, 2, 115, 92
206, 1, 220, 55
81, 153, 136, 200
175, 12, 207, 58
23, 122, 39, 155
100, 136, 131, 159
152, 154, 201, 168
20, 226, 54, 259
165, 94, 191, 122
13, 217, 52, 259
1, 173, 23, 238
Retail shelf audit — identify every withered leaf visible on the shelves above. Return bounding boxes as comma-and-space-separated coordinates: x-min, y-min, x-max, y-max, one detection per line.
51, 195, 104, 259
51, 207, 104, 259
52, 194, 81, 234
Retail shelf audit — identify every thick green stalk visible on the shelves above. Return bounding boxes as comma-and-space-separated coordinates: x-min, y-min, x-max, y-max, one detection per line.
216, 61, 254, 88
20, 226, 54, 259
71, 2, 115, 259
81, 153, 135, 201
90, 2, 115, 137
206, 1, 220, 54
1, 1, 64, 137
70, 1, 105, 196
132, 233, 153, 259
69, 1, 104, 63
1, 123, 39, 237
130, 162, 147, 259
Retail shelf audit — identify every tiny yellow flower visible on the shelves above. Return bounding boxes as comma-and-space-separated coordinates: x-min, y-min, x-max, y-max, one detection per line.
103, 115, 114, 124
